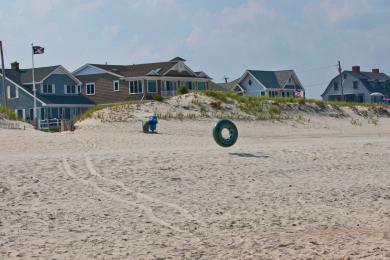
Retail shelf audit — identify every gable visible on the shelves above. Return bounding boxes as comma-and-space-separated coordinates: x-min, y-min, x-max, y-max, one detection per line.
74, 65, 109, 76
163, 62, 197, 77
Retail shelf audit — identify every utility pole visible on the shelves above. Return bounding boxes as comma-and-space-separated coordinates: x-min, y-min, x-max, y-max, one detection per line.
223, 75, 229, 83
0, 41, 7, 108
338, 61, 344, 101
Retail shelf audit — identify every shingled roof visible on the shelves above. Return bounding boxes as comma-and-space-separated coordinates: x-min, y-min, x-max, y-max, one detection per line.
4, 66, 60, 85
85, 57, 209, 79
248, 70, 295, 89
346, 70, 390, 96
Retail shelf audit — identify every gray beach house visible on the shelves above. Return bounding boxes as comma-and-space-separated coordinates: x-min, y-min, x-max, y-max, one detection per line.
321, 66, 390, 104
0, 62, 95, 122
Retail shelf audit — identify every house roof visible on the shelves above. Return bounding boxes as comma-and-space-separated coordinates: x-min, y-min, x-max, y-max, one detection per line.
38, 95, 95, 105
248, 70, 295, 89
208, 81, 230, 91
82, 58, 210, 79
170, 57, 186, 62
89, 64, 128, 77
347, 71, 390, 96
219, 78, 240, 91
4, 66, 61, 85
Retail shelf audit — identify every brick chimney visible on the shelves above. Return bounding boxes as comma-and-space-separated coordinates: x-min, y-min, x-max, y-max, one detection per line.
372, 68, 380, 74
352, 66, 360, 73
11, 61, 20, 71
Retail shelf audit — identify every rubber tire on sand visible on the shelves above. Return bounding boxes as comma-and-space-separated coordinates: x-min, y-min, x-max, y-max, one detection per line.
213, 119, 238, 147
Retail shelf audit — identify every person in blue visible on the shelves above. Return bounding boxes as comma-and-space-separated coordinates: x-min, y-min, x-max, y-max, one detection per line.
143, 115, 158, 133
148, 115, 158, 132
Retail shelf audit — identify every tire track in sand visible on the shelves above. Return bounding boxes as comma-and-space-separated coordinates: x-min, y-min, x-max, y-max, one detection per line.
84, 155, 205, 227
62, 157, 185, 233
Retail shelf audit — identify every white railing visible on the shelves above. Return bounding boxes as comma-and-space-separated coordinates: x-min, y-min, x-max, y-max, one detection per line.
39, 119, 73, 131
161, 90, 177, 97
0, 119, 22, 130
39, 118, 60, 130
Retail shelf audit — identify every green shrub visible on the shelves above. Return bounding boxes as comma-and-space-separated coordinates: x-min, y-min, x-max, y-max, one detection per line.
178, 85, 188, 95
154, 94, 164, 102
0, 106, 19, 121
268, 106, 282, 115
314, 100, 326, 108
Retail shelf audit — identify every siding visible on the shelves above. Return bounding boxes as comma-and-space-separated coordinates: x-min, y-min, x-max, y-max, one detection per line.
42, 74, 80, 95
0, 75, 44, 110
241, 74, 265, 96
77, 73, 144, 104
322, 73, 371, 102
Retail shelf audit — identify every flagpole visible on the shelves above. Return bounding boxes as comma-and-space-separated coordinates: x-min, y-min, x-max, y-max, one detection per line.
31, 43, 37, 123
0, 41, 7, 108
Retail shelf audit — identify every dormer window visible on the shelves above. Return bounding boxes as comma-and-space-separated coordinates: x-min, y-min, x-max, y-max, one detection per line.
42, 84, 55, 94
65, 85, 79, 94
113, 80, 120, 92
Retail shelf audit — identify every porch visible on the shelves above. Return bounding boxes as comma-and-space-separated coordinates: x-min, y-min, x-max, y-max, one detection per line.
160, 80, 208, 97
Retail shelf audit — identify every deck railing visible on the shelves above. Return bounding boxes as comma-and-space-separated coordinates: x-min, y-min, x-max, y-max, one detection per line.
39, 119, 73, 131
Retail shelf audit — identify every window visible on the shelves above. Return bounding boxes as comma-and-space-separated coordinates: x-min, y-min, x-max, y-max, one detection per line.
353, 81, 358, 89
147, 80, 157, 93
286, 92, 290, 97
261, 91, 266, 96
113, 80, 120, 92
7, 85, 19, 99
185, 81, 194, 90
248, 79, 252, 86
65, 85, 78, 94
333, 82, 339, 91
86, 83, 95, 95
42, 84, 55, 94
164, 81, 177, 91
197, 81, 206, 90
344, 73, 347, 79
16, 109, 24, 120
129, 80, 143, 94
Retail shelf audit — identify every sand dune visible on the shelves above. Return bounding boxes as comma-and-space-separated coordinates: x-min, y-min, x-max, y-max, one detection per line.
1, 115, 390, 259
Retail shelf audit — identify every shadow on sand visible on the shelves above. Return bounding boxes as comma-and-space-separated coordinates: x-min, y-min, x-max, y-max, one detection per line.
229, 152, 270, 158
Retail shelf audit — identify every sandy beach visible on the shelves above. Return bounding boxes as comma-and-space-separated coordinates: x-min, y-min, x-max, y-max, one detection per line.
1, 115, 390, 259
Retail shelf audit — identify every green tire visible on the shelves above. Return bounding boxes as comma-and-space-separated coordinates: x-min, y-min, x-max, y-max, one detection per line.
213, 119, 238, 147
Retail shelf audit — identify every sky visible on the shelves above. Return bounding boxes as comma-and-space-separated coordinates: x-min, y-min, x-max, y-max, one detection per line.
0, 0, 389, 98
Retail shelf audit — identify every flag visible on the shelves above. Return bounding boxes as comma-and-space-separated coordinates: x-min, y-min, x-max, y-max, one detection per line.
32, 46, 44, 54
294, 90, 304, 98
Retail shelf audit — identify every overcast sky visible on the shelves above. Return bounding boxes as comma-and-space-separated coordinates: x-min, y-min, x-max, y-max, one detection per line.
0, 0, 389, 98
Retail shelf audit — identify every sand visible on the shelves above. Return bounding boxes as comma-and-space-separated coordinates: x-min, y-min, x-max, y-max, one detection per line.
0, 115, 390, 259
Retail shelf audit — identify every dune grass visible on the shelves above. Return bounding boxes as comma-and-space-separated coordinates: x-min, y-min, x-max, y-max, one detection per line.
202, 90, 386, 108
73, 101, 134, 123
0, 106, 20, 121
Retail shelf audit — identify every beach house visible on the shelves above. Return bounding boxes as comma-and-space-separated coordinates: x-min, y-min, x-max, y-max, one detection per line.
321, 66, 390, 104
227, 70, 305, 98
0, 62, 94, 123
73, 57, 211, 104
